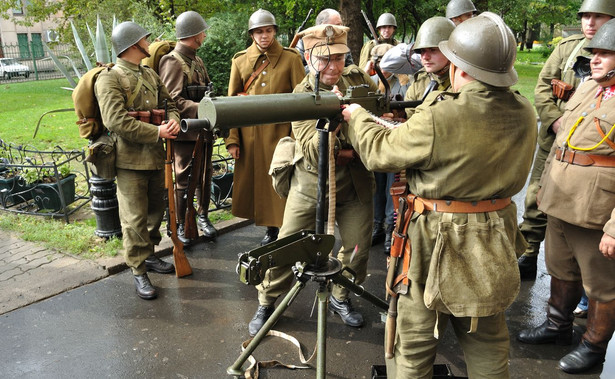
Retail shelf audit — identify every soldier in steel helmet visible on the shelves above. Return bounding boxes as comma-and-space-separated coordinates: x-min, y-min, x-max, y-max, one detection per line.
446, 0, 477, 25
517, 18, 615, 374
224, 9, 304, 246
343, 12, 536, 377
359, 12, 400, 70
159, 11, 218, 245
517, 0, 615, 280
248, 24, 379, 337
95, 21, 181, 300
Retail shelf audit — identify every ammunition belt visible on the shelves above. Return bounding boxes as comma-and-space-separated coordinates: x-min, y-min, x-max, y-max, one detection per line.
551, 79, 575, 101
127, 109, 165, 125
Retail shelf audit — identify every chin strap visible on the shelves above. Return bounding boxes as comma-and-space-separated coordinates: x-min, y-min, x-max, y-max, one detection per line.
135, 44, 151, 58
596, 69, 615, 83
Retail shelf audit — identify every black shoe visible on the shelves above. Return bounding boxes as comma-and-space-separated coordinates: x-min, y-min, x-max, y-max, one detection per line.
517, 320, 573, 345
371, 222, 385, 246
260, 227, 279, 246
198, 215, 218, 239
177, 224, 193, 247
145, 255, 175, 274
518, 254, 538, 280
248, 305, 275, 336
559, 340, 606, 374
329, 296, 364, 327
383, 223, 394, 255
134, 273, 157, 300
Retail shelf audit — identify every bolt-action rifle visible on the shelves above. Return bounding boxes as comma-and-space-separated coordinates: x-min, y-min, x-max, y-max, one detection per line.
289, 8, 313, 49
164, 100, 192, 277
361, 10, 380, 44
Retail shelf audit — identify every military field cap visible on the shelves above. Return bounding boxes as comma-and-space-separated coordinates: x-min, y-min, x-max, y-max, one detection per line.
439, 12, 517, 87
371, 43, 394, 58
585, 18, 615, 52
302, 24, 350, 56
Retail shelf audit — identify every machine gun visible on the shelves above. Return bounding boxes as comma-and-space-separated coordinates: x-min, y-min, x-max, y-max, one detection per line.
181, 85, 421, 136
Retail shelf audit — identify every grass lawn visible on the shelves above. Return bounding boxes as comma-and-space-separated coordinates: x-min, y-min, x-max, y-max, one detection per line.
0, 53, 546, 258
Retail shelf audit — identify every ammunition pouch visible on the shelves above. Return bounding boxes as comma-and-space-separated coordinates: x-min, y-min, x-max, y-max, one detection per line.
269, 137, 300, 198
182, 85, 209, 102
551, 79, 575, 101
86, 133, 117, 179
127, 109, 166, 125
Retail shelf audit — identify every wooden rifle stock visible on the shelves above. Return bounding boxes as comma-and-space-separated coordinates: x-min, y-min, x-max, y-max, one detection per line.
163, 101, 192, 277
183, 131, 205, 240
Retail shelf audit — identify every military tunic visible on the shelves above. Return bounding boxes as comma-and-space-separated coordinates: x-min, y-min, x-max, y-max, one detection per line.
538, 80, 615, 301
347, 81, 536, 378
95, 58, 180, 275
159, 43, 215, 219
257, 66, 378, 305
359, 38, 399, 72
404, 69, 451, 119
520, 34, 591, 254
224, 39, 305, 227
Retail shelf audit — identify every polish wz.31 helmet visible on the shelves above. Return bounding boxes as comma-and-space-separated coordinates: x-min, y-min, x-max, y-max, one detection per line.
578, 0, 615, 18
176, 11, 209, 39
413, 17, 455, 51
112, 21, 151, 57
439, 12, 517, 87
446, 0, 477, 19
248, 9, 278, 32
376, 13, 397, 28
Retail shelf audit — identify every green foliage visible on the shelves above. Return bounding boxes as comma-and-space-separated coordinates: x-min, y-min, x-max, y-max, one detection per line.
200, 11, 252, 96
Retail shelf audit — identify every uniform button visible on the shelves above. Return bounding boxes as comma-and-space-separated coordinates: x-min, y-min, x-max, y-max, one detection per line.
146, 100, 150, 104
262, 71, 267, 75
603, 114, 607, 118
582, 112, 588, 116
590, 104, 596, 108
306, 165, 311, 170
261, 83, 266, 87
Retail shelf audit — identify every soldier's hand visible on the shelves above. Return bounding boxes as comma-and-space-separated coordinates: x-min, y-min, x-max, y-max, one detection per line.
228, 144, 240, 159
160, 119, 180, 139
551, 117, 562, 134
342, 104, 362, 122
599, 233, 615, 260
331, 85, 343, 99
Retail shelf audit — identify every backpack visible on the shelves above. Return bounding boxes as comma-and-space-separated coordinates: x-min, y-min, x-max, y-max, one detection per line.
143, 40, 192, 81
72, 63, 132, 140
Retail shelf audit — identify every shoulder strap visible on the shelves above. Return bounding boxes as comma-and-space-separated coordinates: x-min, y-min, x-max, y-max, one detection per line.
111, 66, 145, 109
563, 39, 586, 76
168, 50, 194, 83
244, 59, 270, 93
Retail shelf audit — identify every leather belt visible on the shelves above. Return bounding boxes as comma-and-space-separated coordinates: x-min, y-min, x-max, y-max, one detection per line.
408, 195, 511, 214
556, 148, 615, 168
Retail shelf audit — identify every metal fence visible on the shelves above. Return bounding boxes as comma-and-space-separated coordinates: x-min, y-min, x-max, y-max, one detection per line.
0, 42, 85, 84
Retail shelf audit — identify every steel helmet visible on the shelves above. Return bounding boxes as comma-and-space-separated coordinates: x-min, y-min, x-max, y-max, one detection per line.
376, 13, 397, 28
578, 0, 615, 18
413, 17, 455, 51
439, 12, 517, 87
112, 21, 151, 57
446, 0, 477, 19
176, 11, 209, 39
248, 9, 278, 32
585, 18, 615, 52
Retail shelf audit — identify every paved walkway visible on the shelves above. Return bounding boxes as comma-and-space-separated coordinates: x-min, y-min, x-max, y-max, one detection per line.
0, 217, 251, 315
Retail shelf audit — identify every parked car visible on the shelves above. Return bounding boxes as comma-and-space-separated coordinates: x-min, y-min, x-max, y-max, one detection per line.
0, 58, 30, 79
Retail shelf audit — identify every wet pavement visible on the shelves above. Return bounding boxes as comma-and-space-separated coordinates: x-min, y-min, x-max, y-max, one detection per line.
0, 192, 608, 378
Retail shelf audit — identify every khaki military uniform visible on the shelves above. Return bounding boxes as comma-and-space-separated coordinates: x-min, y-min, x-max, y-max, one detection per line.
224, 39, 305, 227
95, 58, 180, 275
347, 81, 537, 378
359, 38, 399, 72
538, 79, 615, 300
159, 43, 214, 221
520, 34, 590, 256
404, 69, 451, 119
256, 66, 378, 305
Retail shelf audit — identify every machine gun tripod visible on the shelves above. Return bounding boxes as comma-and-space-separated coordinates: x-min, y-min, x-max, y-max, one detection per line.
227, 230, 388, 378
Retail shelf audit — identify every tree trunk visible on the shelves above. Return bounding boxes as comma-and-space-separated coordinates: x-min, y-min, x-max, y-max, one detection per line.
520, 19, 528, 52
339, 0, 363, 64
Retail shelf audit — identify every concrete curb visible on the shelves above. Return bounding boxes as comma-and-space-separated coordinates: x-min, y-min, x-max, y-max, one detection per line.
96, 217, 253, 275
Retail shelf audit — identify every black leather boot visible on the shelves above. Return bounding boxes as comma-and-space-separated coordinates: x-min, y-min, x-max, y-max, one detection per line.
145, 254, 175, 274
134, 273, 157, 300
198, 214, 218, 239
260, 227, 279, 246
371, 221, 385, 246
176, 223, 193, 247
518, 277, 582, 345
518, 254, 538, 280
559, 298, 615, 373
329, 296, 364, 327
248, 305, 275, 336
383, 223, 394, 255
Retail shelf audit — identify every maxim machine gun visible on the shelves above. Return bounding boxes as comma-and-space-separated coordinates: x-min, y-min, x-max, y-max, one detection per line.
182, 63, 422, 378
